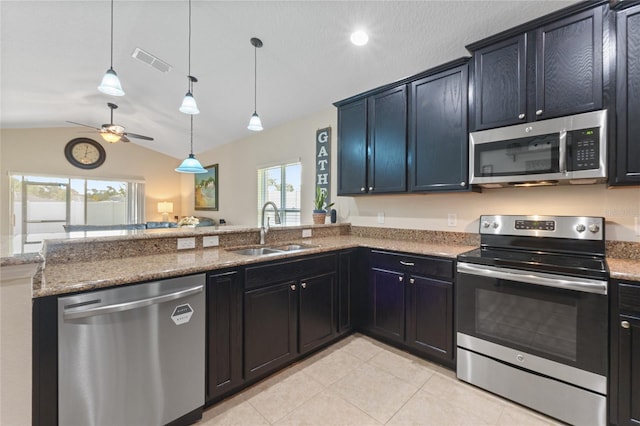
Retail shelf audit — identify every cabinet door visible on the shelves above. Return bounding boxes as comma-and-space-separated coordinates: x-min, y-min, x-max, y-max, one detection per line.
406, 275, 453, 362
368, 85, 407, 193
244, 281, 297, 381
299, 272, 336, 354
619, 314, 640, 425
534, 8, 603, 120
206, 271, 243, 402
370, 268, 405, 342
338, 250, 354, 333
409, 65, 468, 192
613, 4, 640, 185
472, 34, 527, 130
337, 99, 368, 195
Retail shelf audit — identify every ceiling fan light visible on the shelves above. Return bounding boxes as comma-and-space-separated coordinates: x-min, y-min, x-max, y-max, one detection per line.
247, 112, 263, 131
175, 154, 207, 173
98, 68, 125, 96
100, 131, 122, 143
179, 91, 200, 115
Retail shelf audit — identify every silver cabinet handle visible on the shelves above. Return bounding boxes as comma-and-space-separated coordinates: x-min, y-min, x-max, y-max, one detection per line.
621, 321, 631, 329
360, 187, 365, 192
63, 285, 203, 320
400, 261, 415, 266
301, 282, 307, 289
536, 109, 543, 116
457, 262, 607, 295
409, 278, 415, 284
398, 276, 404, 282
460, 182, 466, 186
290, 284, 296, 291
369, 186, 373, 191
518, 113, 525, 119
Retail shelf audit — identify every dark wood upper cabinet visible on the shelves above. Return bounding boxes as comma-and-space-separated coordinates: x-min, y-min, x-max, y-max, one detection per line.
337, 99, 368, 195
468, 3, 606, 131
408, 62, 469, 191
336, 84, 407, 195
612, 3, 640, 185
472, 35, 527, 130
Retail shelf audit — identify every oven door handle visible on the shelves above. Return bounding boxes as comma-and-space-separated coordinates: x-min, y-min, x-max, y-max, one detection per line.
456, 262, 607, 295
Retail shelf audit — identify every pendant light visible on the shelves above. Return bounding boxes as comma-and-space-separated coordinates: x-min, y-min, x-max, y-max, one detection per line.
98, 0, 125, 96
179, 0, 199, 114
247, 37, 263, 131
175, 115, 207, 173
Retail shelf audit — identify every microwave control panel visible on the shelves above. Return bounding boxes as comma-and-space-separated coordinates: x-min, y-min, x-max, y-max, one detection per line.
568, 127, 599, 171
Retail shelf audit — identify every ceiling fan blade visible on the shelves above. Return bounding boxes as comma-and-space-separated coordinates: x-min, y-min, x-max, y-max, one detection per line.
125, 132, 154, 141
66, 121, 100, 130
120, 135, 130, 143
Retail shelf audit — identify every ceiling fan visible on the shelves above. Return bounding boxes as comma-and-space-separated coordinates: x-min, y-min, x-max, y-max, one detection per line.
67, 103, 154, 143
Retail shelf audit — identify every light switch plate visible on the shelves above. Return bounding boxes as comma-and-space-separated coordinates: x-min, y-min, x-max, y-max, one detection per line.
448, 213, 457, 227
377, 212, 385, 224
302, 229, 312, 238
203, 236, 219, 247
177, 237, 196, 250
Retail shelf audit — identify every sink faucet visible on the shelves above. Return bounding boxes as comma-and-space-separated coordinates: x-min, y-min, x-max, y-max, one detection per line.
260, 201, 281, 244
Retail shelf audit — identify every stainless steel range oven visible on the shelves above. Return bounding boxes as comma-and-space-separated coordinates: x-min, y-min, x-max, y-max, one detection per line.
456, 215, 608, 425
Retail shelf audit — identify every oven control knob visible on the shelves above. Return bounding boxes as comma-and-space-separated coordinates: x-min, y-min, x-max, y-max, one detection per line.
588, 224, 600, 233
576, 224, 586, 233
482, 221, 490, 229
492, 222, 499, 229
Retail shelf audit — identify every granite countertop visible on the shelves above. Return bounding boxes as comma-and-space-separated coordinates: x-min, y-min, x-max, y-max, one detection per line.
35, 235, 476, 298
607, 258, 640, 282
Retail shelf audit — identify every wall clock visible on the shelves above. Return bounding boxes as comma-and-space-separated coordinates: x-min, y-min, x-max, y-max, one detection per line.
64, 138, 106, 169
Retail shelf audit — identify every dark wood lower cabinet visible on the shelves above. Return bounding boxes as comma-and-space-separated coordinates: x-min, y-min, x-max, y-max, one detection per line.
611, 279, 640, 425
299, 272, 336, 354
206, 270, 243, 403
406, 275, 453, 359
364, 250, 455, 366
244, 281, 297, 381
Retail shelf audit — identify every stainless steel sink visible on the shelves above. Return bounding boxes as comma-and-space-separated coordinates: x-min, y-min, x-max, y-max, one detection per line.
228, 243, 318, 256
230, 247, 283, 256
269, 243, 318, 252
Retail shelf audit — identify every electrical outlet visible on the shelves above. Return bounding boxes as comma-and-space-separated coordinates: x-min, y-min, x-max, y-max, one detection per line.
177, 237, 195, 250
448, 213, 457, 227
636, 216, 640, 236
377, 212, 385, 224
203, 236, 219, 247
302, 229, 312, 238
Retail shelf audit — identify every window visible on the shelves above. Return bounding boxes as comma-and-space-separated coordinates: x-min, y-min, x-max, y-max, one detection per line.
9, 173, 145, 254
257, 162, 301, 226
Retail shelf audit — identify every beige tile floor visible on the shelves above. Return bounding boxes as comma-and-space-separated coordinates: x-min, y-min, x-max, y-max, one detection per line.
199, 334, 563, 426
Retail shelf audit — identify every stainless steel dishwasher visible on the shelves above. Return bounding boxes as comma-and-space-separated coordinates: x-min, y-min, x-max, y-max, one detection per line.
58, 273, 206, 426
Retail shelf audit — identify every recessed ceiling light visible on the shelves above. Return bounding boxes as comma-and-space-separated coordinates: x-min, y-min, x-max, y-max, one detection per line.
350, 30, 369, 46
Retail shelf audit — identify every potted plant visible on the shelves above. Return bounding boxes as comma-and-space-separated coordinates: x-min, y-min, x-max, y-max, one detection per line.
313, 187, 334, 225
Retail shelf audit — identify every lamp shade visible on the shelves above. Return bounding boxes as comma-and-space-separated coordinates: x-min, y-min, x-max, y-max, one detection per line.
247, 112, 263, 131
179, 91, 200, 114
98, 68, 125, 96
157, 201, 173, 213
175, 154, 207, 173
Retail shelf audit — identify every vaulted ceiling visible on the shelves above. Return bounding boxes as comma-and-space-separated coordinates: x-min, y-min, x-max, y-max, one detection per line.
1, 1, 575, 158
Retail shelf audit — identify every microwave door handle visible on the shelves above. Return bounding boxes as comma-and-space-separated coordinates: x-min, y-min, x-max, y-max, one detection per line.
559, 129, 567, 174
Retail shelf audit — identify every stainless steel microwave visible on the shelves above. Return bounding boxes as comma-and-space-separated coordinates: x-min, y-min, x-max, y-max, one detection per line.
469, 110, 607, 188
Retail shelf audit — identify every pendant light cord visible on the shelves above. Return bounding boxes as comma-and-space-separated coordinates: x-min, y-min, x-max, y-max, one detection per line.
253, 44, 257, 112
109, 0, 114, 68
187, 0, 192, 91
190, 115, 194, 155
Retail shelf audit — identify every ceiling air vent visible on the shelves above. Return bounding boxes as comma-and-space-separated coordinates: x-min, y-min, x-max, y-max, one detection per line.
131, 47, 172, 73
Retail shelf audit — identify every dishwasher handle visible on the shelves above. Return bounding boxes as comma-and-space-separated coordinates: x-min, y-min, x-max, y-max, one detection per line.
63, 285, 204, 320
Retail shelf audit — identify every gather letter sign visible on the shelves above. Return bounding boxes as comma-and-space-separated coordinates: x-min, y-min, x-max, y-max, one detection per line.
315, 127, 331, 206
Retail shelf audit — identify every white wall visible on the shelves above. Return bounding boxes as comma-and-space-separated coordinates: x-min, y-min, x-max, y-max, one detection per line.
0, 127, 184, 255
182, 106, 640, 242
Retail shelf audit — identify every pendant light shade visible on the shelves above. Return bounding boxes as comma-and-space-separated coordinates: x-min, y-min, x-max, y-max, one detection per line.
179, 0, 199, 114
247, 37, 263, 131
175, 115, 207, 174
98, 0, 124, 96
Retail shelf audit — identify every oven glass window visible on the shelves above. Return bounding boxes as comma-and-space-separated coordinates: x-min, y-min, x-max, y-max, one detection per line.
476, 288, 577, 361
475, 134, 560, 177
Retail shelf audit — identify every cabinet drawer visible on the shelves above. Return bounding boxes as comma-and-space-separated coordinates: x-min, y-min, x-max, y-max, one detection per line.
245, 253, 337, 289
619, 282, 640, 314
369, 250, 453, 280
